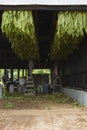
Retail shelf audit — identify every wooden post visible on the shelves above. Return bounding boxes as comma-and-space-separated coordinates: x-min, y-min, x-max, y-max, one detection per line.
54, 62, 58, 76
28, 60, 34, 76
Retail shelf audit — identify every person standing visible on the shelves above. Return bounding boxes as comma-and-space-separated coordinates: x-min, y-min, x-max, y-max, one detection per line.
19, 77, 26, 93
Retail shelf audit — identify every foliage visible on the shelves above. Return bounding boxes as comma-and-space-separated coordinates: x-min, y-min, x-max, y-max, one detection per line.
1, 11, 39, 60
0, 69, 4, 81
51, 11, 87, 60
32, 69, 51, 74
2, 87, 7, 99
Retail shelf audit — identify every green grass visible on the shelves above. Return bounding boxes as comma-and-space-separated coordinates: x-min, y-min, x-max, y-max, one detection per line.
45, 105, 51, 110
72, 100, 84, 108
54, 97, 70, 104
2, 87, 7, 99
5, 102, 14, 109
2, 92, 79, 108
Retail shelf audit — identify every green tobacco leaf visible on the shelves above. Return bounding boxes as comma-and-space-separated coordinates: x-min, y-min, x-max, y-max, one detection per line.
1, 11, 39, 60
50, 11, 87, 60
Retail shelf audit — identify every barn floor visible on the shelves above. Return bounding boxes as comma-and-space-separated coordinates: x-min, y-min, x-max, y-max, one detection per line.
0, 93, 87, 130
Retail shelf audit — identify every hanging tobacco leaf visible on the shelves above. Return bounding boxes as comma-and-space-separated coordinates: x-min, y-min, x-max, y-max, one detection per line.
1, 11, 39, 60
51, 11, 87, 60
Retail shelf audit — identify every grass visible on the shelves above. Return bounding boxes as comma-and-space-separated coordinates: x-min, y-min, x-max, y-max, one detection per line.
2, 92, 83, 109
2, 92, 72, 104
45, 105, 51, 110
72, 100, 84, 108
54, 97, 70, 104
5, 102, 14, 109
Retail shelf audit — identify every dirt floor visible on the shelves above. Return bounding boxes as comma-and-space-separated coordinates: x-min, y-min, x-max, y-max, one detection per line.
0, 93, 87, 130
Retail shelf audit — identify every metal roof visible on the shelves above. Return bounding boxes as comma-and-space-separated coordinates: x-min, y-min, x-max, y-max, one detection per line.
0, 0, 87, 5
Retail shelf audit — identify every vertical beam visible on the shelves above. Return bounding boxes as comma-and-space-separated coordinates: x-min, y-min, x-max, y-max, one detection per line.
11, 69, 13, 81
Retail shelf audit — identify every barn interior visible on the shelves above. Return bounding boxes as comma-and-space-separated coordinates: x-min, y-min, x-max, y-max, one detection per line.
0, 10, 58, 69
0, 9, 87, 92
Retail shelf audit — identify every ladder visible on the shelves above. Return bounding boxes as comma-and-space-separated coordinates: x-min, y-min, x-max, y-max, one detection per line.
24, 76, 35, 95
53, 76, 62, 93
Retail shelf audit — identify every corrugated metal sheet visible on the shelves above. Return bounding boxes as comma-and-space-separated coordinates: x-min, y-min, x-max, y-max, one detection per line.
0, 0, 87, 5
